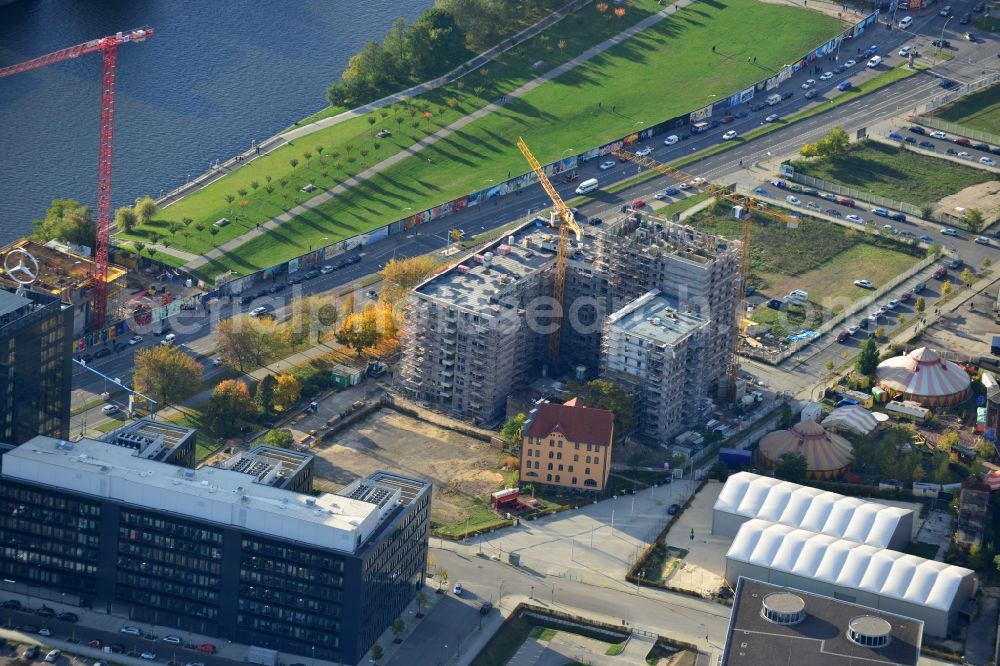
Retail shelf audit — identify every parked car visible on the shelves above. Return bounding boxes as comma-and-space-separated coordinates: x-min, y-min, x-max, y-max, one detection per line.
38, 628, 52, 637
162, 635, 182, 645
87, 641, 102, 649
55, 611, 78, 623
931, 39, 951, 48
667, 504, 681, 515
980, 156, 998, 167
918, 141, 936, 149
44, 650, 61, 663
35, 607, 55, 618
801, 78, 816, 89
753, 187, 769, 196
785, 195, 802, 206
722, 130, 738, 140
908, 126, 926, 135
480, 602, 493, 616
844, 59, 857, 68
846, 214, 865, 224
837, 79, 853, 91
599, 160, 616, 170
663, 135, 679, 145
24, 646, 40, 660
913, 282, 926, 293
899, 292, 912, 303
889, 131, 903, 141
765, 114, 781, 123
898, 45, 914, 57
940, 227, 958, 236
930, 131, 947, 139
939, 4, 952, 15
898, 15, 913, 28
120, 626, 141, 636
975, 236, 990, 245
939, 79, 955, 89
955, 138, 971, 147
139, 652, 156, 661
634, 146, 652, 157
453, 583, 463, 596
1, 600, 21, 610
819, 71, 834, 81
890, 212, 907, 223
804, 89, 818, 99
872, 207, 889, 217
854, 279, 873, 288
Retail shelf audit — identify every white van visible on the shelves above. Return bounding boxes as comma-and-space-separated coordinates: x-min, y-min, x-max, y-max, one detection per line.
575, 178, 599, 195
898, 15, 913, 29
867, 55, 882, 68
766, 94, 782, 106
786, 289, 808, 304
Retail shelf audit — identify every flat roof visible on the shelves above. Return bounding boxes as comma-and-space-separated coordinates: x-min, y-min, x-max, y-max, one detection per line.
0, 289, 32, 319
723, 578, 922, 665
414, 219, 597, 317
104, 419, 195, 462
0, 239, 126, 296
218, 445, 313, 487
607, 290, 707, 345
3, 436, 425, 554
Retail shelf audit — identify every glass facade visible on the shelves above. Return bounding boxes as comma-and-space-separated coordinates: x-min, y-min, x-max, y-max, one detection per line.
0, 484, 101, 594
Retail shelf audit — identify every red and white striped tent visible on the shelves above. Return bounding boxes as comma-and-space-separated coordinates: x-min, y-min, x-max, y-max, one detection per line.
877, 347, 971, 407
757, 420, 853, 480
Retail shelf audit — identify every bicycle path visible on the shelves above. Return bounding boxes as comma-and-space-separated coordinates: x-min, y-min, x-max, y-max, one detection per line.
183, 0, 689, 272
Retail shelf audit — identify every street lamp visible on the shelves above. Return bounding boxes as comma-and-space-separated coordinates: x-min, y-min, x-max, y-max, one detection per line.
936, 17, 954, 67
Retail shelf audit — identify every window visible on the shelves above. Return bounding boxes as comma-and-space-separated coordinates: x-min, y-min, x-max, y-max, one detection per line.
534, 461, 540, 469
549, 439, 554, 446
586, 456, 591, 464
558, 464, 563, 471
557, 440, 562, 448
587, 444, 593, 452
548, 451, 554, 459
574, 443, 580, 450
572, 477, 578, 485
585, 467, 591, 475
547, 463, 553, 471
546, 474, 552, 482
573, 454, 579, 461
568, 465, 574, 472
555, 475, 560, 482
556, 452, 562, 460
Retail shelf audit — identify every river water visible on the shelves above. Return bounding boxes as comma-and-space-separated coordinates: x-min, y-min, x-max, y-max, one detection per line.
0, 0, 432, 243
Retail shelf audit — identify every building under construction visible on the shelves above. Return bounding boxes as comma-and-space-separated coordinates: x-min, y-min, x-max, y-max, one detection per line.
399, 211, 741, 442
0, 239, 127, 337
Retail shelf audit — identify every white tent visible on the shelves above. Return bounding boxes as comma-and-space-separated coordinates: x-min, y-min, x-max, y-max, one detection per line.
822, 405, 879, 436
725, 519, 976, 637
712, 472, 913, 550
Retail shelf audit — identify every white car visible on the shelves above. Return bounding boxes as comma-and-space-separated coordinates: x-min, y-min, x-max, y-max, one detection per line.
930, 131, 947, 139
663, 135, 679, 145
691, 177, 706, 186
101, 404, 119, 416
868, 312, 879, 322
958, 151, 972, 160
975, 236, 990, 245
940, 5, 952, 16
899, 15, 913, 29
843, 59, 857, 67
847, 325, 859, 335
802, 79, 816, 89
319, 264, 334, 274
678, 182, 692, 190
249, 306, 268, 318
940, 227, 958, 236
785, 195, 802, 206
898, 46, 913, 57
453, 583, 463, 596
162, 636, 182, 645
887, 299, 899, 309
128, 335, 143, 345
654, 192, 669, 200
846, 214, 865, 224
854, 279, 873, 288
44, 650, 60, 663
140, 652, 156, 661
599, 160, 616, 170
121, 626, 141, 636
635, 146, 653, 157
722, 130, 738, 140
980, 156, 998, 167
765, 114, 780, 123
819, 71, 834, 80
38, 627, 52, 636
867, 56, 882, 68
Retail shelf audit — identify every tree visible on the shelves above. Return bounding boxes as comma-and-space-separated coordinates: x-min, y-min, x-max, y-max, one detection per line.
217, 314, 286, 372
931, 453, 952, 484
115, 206, 137, 233
336, 303, 396, 354
819, 127, 851, 157
500, 413, 527, 447
915, 296, 926, 314
391, 618, 405, 641
775, 452, 808, 483
856, 337, 880, 376
287, 295, 338, 346
416, 590, 428, 614
289, 158, 299, 170
976, 438, 995, 461
565, 379, 634, 436
134, 196, 158, 224
407, 8, 470, 80
984, 257, 992, 269
31, 199, 96, 248
261, 428, 295, 448
205, 380, 255, 436
255, 374, 278, 415
371, 643, 383, 664
438, 567, 449, 589
942, 281, 952, 295
965, 208, 984, 233
382, 256, 440, 299
133, 345, 202, 406
961, 267, 975, 286
927, 241, 943, 258
825, 359, 835, 374
133, 241, 146, 256
273, 374, 301, 412
938, 431, 960, 451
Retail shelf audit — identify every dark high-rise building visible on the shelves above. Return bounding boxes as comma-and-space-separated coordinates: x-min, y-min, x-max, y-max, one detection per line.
0, 436, 431, 664
0, 288, 73, 444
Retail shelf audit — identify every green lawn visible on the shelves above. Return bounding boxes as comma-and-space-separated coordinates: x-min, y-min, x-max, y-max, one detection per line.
791, 140, 995, 206
686, 205, 923, 322
187, 0, 842, 280
125, 0, 668, 259
930, 82, 1000, 135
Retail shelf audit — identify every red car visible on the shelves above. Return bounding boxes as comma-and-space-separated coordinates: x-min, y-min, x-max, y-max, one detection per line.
632, 199, 647, 208
836, 197, 856, 207
899, 292, 912, 303
954, 137, 971, 147
87, 640, 102, 649
196, 644, 218, 655
720, 115, 736, 124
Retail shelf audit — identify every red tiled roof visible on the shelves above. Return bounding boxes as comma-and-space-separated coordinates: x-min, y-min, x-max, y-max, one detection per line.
524, 399, 614, 447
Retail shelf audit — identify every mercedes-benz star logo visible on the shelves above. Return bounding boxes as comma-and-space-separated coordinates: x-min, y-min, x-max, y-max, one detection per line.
4, 248, 39, 286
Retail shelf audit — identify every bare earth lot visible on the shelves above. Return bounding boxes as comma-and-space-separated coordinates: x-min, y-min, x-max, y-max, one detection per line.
312, 410, 503, 526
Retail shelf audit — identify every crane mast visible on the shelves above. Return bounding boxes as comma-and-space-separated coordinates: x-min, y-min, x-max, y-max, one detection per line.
516, 138, 582, 362
0, 27, 154, 329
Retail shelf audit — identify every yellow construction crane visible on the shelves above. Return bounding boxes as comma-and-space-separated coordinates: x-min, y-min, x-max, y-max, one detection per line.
612, 148, 798, 401
516, 137, 583, 361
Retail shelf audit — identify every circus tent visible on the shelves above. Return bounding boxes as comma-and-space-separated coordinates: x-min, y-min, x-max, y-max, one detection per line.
757, 420, 853, 479
877, 347, 971, 407
822, 405, 879, 436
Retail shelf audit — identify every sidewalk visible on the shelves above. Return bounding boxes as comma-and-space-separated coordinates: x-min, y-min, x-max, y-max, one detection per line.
182, 0, 689, 272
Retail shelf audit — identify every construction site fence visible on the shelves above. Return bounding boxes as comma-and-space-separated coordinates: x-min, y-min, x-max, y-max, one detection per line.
786, 171, 924, 218
919, 71, 1000, 116
742, 252, 937, 365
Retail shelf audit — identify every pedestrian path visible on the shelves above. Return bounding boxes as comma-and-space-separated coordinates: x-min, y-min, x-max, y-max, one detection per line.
182, 0, 689, 272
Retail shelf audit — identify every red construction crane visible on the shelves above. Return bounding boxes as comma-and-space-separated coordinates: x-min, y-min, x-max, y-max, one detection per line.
0, 27, 154, 329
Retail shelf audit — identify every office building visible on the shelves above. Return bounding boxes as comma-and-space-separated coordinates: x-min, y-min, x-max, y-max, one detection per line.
520, 397, 614, 492
103, 418, 197, 468
215, 445, 315, 494
722, 578, 923, 665
0, 288, 73, 444
0, 436, 431, 664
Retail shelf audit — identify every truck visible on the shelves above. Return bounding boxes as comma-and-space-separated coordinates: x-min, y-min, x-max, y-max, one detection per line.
884, 400, 931, 421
